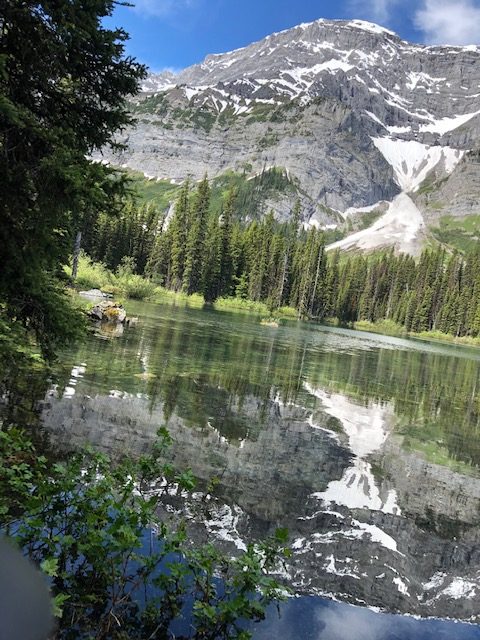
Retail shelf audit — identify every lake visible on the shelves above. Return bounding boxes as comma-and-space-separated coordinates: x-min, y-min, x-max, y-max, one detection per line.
39, 300, 480, 638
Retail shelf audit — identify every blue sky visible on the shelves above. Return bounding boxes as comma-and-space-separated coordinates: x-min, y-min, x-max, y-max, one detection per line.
105, 0, 480, 72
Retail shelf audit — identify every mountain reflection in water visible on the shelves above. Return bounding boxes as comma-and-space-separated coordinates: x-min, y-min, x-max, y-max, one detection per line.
38, 300, 480, 632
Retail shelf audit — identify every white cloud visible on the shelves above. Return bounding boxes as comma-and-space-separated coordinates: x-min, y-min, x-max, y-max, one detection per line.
132, 0, 198, 18
414, 0, 480, 45
347, 0, 400, 24
151, 66, 182, 74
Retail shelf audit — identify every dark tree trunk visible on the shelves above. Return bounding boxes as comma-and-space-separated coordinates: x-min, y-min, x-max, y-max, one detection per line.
72, 231, 82, 281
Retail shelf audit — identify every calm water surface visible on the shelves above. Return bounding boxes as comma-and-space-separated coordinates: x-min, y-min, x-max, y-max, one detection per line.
40, 300, 480, 638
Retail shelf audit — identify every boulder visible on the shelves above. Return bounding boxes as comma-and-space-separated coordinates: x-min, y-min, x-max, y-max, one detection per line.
89, 301, 127, 324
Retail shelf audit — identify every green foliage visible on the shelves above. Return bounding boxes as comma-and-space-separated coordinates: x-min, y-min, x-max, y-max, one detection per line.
126, 171, 181, 208
114, 258, 156, 300
244, 104, 275, 124
0, 275, 86, 362
66, 254, 156, 301
345, 207, 384, 234
209, 168, 296, 220
183, 177, 211, 294
152, 287, 205, 308
135, 96, 220, 132
430, 215, 480, 253
131, 92, 169, 116
0, 428, 288, 640
128, 167, 300, 229
354, 319, 408, 337
0, 0, 145, 360
65, 253, 114, 291
257, 132, 279, 149
84, 199, 163, 275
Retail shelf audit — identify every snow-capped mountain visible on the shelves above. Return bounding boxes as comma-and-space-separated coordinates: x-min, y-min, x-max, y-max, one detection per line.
104, 18, 480, 254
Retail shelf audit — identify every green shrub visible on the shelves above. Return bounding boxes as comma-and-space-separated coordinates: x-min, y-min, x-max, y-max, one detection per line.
151, 287, 204, 307
66, 252, 112, 291
354, 319, 408, 337
0, 428, 289, 640
115, 273, 156, 300
215, 297, 296, 318
113, 257, 156, 300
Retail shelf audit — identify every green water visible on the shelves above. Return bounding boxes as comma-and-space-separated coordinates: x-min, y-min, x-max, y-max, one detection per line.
52, 300, 480, 473
41, 299, 480, 622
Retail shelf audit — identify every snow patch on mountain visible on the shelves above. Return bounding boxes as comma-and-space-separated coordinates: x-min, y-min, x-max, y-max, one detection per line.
342, 201, 387, 219
329, 135, 464, 254
347, 20, 396, 37
419, 110, 480, 135
371, 138, 464, 192
438, 579, 477, 600
405, 72, 446, 91
328, 194, 425, 255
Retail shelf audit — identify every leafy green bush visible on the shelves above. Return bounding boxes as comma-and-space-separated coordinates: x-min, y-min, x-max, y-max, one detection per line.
66, 252, 113, 291
152, 287, 205, 307
114, 257, 156, 300
115, 273, 156, 300
0, 428, 288, 640
354, 319, 408, 337
215, 297, 296, 318
68, 255, 156, 300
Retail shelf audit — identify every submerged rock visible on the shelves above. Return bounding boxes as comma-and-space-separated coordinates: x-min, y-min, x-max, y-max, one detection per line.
260, 319, 279, 328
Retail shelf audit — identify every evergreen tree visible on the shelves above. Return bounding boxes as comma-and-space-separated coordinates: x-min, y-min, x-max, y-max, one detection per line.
0, 0, 145, 357
183, 176, 210, 294
218, 188, 235, 297
202, 215, 222, 303
169, 180, 191, 290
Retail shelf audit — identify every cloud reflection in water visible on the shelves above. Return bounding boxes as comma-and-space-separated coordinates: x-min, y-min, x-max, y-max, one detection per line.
252, 596, 480, 640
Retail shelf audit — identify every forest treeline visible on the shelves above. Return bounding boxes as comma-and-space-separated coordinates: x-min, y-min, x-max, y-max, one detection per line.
83, 176, 480, 338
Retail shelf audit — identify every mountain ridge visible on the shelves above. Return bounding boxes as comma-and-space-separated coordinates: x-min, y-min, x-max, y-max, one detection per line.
101, 17, 480, 254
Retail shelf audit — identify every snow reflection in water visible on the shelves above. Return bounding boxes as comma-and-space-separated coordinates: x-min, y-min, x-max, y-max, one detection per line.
305, 383, 401, 514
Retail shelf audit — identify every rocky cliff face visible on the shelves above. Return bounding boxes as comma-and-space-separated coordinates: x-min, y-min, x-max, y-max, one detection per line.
101, 19, 480, 251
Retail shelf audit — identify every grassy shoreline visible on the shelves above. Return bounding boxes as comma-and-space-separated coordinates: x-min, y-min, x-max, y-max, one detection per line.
352, 319, 480, 348
69, 254, 480, 346
68, 253, 298, 318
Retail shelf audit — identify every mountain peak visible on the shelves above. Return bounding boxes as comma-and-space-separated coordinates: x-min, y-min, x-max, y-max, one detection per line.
124, 18, 480, 255
345, 19, 397, 37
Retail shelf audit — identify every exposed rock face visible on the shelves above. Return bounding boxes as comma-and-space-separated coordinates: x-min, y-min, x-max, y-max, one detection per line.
100, 18, 480, 246
414, 151, 480, 223
113, 96, 398, 218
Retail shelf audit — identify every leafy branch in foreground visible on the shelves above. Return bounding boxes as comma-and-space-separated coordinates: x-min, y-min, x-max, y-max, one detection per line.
0, 427, 289, 640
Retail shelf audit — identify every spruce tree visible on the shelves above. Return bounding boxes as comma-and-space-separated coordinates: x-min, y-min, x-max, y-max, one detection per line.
169, 180, 190, 290
218, 188, 235, 298
202, 214, 222, 303
1, 0, 145, 357
183, 176, 210, 294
